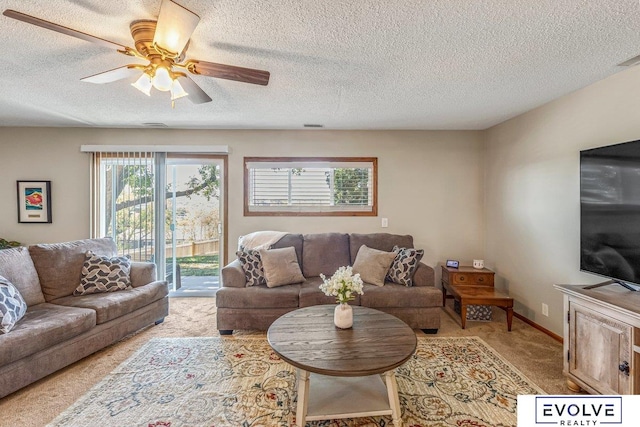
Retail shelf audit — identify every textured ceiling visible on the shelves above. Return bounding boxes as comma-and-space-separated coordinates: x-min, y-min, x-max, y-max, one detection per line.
1, 0, 640, 130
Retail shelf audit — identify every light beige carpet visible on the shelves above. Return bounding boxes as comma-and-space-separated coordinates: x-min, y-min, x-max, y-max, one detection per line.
0, 297, 570, 426
46, 336, 543, 427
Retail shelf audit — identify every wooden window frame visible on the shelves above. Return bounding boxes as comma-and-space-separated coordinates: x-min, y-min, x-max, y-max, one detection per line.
244, 157, 378, 217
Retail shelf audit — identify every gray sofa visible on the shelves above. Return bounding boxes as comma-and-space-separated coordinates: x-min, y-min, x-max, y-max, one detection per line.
216, 232, 441, 334
0, 238, 168, 399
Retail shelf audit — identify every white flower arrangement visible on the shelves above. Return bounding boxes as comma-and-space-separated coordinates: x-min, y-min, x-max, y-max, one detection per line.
319, 266, 364, 304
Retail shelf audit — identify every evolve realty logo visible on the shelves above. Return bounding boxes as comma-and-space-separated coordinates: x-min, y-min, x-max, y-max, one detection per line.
535, 396, 622, 426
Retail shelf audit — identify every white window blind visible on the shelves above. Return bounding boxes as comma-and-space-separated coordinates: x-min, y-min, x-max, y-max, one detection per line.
245, 158, 377, 215
91, 151, 157, 261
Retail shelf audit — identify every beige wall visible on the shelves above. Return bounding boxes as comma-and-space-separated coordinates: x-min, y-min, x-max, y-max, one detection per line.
485, 65, 640, 335
0, 128, 485, 272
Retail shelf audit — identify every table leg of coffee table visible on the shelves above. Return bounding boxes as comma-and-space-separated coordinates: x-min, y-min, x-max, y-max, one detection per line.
383, 371, 403, 427
296, 368, 310, 427
460, 302, 467, 329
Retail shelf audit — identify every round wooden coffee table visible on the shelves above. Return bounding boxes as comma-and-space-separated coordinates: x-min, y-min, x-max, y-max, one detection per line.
267, 305, 416, 427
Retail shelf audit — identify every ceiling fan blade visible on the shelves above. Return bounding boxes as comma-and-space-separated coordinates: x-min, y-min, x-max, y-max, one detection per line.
185, 60, 270, 86
153, 0, 200, 57
81, 65, 143, 84
3, 9, 128, 50
178, 75, 212, 104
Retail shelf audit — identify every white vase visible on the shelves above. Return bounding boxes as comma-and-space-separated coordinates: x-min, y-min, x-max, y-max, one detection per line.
334, 303, 353, 329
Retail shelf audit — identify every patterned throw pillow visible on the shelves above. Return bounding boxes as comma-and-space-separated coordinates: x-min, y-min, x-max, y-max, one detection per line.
386, 246, 424, 287
74, 251, 132, 296
236, 249, 267, 286
0, 275, 28, 334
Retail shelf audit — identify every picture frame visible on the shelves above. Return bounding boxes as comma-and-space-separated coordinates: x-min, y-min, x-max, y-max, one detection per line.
446, 259, 459, 268
17, 180, 52, 223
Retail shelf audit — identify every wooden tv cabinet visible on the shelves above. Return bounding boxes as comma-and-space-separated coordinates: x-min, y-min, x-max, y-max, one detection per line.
555, 283, 640, 394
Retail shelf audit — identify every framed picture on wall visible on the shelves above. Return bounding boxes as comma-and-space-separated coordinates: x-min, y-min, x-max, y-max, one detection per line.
17, 180, 52, 223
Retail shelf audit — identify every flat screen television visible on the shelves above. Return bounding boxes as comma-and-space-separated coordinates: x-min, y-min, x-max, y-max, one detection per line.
580, 139, 640, 290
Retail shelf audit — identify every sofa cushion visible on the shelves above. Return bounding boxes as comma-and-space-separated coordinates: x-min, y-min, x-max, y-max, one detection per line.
352, 245, 396, 287
386, 246, 424, 287
0, 246, 45, 306
0, 303, 96, 366
349, 233, 414, 264
260, 247, 305, 288
0, 276, 27, 334
302, 233, 350, 277
216, 284, 301, 309
74, 251, 132, 295
29, 238, 117, 301
51, 281, 168, 324
299, 277, 362, 307
236, 249, 266, 286
130, 262, 158, 288
359, 283, 442, 308
271, 233, 303, 268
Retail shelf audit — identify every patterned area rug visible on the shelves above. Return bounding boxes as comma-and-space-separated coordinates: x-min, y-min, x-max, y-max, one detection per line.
47, 336, 543, 427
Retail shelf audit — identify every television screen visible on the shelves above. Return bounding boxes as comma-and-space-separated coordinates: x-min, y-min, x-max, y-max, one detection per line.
581, 139, 640, 287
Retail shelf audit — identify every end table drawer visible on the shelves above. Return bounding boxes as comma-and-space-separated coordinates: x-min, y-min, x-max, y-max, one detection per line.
452, 273, 493, 286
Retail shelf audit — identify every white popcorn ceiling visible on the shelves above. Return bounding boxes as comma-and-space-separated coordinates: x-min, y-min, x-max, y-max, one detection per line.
1, 0, 640, 130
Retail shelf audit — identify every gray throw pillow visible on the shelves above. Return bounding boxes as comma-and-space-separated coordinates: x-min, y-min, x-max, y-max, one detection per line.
74, 251, 132, 296
236, 249, 267, 286
352, 245, 396, 287
259, 247, 306, 288
386, 245, 424, 286
0, 275, 28, 334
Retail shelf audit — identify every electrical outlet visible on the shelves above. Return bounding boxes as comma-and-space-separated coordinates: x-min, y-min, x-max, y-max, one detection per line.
381, 218, 388, 228
542, 303, 549, 317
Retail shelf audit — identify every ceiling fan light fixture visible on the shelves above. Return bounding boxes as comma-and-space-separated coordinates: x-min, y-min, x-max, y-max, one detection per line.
170, 79, 188, 100
152, 66, 173, 91
153, 0, 200, 57
154, 31, 181, 56
132, 72, 153, 96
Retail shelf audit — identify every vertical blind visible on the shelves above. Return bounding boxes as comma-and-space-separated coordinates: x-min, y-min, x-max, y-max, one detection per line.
245, 158, 376, 214
91, 151, 156, 261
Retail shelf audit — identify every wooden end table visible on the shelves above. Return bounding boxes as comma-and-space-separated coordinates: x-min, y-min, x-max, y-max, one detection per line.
441, 265, 514, 331
267, 305, 416, 427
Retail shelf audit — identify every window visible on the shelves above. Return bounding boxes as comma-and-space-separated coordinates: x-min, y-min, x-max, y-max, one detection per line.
244, 157, 377, 216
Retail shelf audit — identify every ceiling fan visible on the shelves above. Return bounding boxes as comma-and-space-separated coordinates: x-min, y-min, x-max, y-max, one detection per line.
3, 0, 270, 105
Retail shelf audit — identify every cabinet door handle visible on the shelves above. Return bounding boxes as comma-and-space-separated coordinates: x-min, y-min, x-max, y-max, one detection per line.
618, 361, 630, 376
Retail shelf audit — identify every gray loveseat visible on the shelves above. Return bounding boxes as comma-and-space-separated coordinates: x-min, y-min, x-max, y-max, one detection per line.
216, 232, 441, 334
0, 238, 168, 398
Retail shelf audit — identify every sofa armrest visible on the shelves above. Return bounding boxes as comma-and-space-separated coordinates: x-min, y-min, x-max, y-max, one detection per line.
221, 259, 247, 288
130, 262, 158, 288
412, 262, 435, 287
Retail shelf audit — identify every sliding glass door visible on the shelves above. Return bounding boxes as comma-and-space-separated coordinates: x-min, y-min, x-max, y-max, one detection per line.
165, 156, 223, 293
92, 152, 225, 294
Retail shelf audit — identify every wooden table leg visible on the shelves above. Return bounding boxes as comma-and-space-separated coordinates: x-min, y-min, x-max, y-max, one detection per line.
460, 301, 467, 329
383, 371, 403, 427
442, 285, 447, 307
296, 368, 310, 427
506, 306, 513, 331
